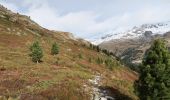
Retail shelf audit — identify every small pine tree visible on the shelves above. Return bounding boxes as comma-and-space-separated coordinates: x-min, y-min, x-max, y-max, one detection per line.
30, 41, 43, 63
96, 46, 100, 52
135, 39, 170, 100
51, 42, 59, 55
89, 43, 93, 49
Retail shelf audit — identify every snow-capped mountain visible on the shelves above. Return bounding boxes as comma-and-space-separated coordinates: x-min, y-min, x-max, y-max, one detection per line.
90, 21, 170, 45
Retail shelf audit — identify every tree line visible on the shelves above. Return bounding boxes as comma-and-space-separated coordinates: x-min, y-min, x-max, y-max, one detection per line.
89, 43, 118, 58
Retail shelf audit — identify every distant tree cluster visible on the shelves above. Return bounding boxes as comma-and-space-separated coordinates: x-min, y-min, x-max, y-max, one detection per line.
89, 43, 116, 56
101, 49, 113, 56
30, 41, 59, 63
89, 43, 121, 70
135, 39, 170, 100
94, 56, 119, 70
89, 43, 100, 52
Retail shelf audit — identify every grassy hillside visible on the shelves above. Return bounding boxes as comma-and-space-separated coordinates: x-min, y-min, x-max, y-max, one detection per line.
0, 5, 138, 100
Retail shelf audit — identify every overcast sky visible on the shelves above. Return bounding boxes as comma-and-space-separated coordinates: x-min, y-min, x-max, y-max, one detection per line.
0, 0, 170, 38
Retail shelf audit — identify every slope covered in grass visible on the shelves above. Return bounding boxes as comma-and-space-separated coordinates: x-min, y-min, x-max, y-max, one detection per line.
0, 5, 138, 100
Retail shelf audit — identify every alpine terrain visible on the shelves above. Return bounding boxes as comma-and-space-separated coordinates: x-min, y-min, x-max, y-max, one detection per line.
0, 5, 138, 100
93, 22, 170, 67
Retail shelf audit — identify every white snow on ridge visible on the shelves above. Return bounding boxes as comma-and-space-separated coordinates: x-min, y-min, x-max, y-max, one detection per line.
88, 21, 170, 45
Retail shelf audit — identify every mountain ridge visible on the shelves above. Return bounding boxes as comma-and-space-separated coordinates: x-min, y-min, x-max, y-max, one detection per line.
99, 25, 170, 69
90, 21, 170, 45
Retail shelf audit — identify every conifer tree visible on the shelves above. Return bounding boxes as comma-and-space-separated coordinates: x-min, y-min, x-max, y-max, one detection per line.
30, 41, 43, 63
51, 42, 59, 55
96, 46, 100, 52
135, 39, 170, 100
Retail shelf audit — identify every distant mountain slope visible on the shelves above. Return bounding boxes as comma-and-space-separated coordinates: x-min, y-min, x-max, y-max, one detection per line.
91, 21, 170, 45
98, 22, 170, 67
0, 5, 138, 100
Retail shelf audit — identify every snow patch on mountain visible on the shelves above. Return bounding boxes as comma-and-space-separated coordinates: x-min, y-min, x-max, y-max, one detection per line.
88, 21, 170, 45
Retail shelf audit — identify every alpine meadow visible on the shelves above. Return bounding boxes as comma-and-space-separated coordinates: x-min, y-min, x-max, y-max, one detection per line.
0, 0, 170, 100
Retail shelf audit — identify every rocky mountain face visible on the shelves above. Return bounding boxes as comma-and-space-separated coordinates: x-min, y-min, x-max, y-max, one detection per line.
98, 22, 170, 67
92, 21, 170, 45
